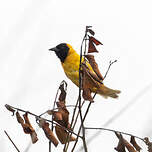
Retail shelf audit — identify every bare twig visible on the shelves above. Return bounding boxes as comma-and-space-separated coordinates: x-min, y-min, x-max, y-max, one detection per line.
85, 127, 145, 141
71, 93, 96, 152
78, 26, 88, 152
104, 60, 117, 79
4, 130, 20, 152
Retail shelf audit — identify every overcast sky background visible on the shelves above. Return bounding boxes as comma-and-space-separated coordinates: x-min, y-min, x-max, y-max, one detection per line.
1, 0, 152, 151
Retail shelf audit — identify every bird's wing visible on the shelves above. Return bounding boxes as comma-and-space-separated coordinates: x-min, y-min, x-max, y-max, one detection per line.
82, 62, 103, 85
81, 63, 102, 88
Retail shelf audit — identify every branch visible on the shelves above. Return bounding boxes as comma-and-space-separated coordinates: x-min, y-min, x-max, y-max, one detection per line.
85, 127, 145, 141
4, 130, 20, 152
104, 60, 117, 79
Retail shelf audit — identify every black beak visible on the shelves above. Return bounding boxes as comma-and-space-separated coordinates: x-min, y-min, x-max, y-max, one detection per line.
49, 47, 59, 52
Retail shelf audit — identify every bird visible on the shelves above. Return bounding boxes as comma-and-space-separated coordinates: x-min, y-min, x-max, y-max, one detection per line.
49, 43, 120, 99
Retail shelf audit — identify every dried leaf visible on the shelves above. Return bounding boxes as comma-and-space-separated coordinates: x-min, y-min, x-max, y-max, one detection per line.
16, 112, 38, 143
5, 104, 15, 116
39, 119, 59, 147
59, 83, 67, 102
87, 29, 95, 36
89, 36, 103, 45
144, 137, 152, 152
30, 131, 38, 144
115, 132, 136, 152
124, 140, 136, 152
55, 125, 76, 144
57, 109, 69, 128
82, 88, 94, 102
56, 101, 66, 109
84, 54, 104, 80
88, 40, 98, 53
130, 136, 142, 151
114, 133, 126, 152
16, 111, 24, 124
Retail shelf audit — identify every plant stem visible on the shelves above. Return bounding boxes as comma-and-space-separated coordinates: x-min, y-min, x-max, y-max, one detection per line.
4, 130, 20, 152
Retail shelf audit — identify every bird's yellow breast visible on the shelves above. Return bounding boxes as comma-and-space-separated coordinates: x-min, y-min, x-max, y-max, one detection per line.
61, 50, 80, 86
61, 46, 93, 87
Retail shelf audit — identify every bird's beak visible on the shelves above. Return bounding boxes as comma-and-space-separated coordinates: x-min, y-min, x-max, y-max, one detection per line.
49, 47, 59, 52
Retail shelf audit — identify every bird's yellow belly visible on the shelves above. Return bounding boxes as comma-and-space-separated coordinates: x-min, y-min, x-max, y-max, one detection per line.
62, 63, 80, 87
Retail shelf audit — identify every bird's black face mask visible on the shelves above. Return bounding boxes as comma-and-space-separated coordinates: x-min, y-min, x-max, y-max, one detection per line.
49, 43, 69, 63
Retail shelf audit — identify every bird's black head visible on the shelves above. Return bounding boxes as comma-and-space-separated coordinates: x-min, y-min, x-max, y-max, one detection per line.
49, 43, 69, 62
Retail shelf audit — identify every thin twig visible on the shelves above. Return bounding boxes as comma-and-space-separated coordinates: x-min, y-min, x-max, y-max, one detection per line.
85, 127, 145, 141
71, 93, 97, 152
49, 81, 61, 152
78, 26, 88, 152
4, 130, 20, 152
104, 60, 117, 79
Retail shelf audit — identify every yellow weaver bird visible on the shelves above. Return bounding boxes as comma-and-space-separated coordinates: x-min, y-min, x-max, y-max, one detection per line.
49, 43, 120, 99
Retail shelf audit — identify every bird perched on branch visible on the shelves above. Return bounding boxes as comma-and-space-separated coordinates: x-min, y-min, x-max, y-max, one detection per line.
49, 43, 120, 99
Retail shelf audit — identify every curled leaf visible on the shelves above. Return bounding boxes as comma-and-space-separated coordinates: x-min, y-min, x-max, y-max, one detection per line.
130, 136, 142, 151
16, 111, 24, 124
39, 119, 59, 147
87, 29, 95, 36
56, 103, 69, 128
144, 137, 152, 152
114, 133, 126, 152
89, 36, 103, 45
88, 40, 98, 53
84, 54, 104, 80
47, 110, 63, 121
55, 125, 76, 144
59, 83, 67, 102
82, 88, 94, 102
115, 132, 136, 152
16, 112, 38, 143
5, 104, 15, 116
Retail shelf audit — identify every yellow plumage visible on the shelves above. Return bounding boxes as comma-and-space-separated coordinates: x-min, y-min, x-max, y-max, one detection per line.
50, 43, 120, 99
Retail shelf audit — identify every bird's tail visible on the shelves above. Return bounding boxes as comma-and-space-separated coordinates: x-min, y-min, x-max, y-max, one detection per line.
97, 84, 121, 98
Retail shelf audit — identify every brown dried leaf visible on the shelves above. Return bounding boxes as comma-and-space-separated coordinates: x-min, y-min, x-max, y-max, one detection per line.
88, 40, 98, 53
30, 131, 38, 144
39, 119, 59, 147
82, 89, 94, 102
87, 29, 95, 36
114, 133, 126, 152
89, 36, 103, 45
57, 109, 69, 128
16, 112, 38, 143
144, 137, 152, 152
56, 101, 66, 109
124, 140, 136, 152
84, 54, 104, 80
5, 104, 15, 116
130, 136, 142, 151
59, 83, 67, 102
16, 111, 24, 124
47, 110, 63, 121
55, 125, 76, 144
115, 132, 136, 152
